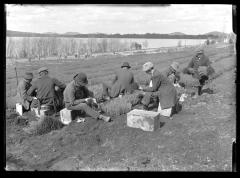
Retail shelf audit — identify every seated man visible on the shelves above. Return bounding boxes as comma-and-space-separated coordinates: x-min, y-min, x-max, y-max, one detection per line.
161, 61, 181, 85
64, 72, 110, 122
27, 67, 66, 114
16, 72, 34, 111
182, 48, 215, 95
139, 62, 181, 117
102, 62, 138, 100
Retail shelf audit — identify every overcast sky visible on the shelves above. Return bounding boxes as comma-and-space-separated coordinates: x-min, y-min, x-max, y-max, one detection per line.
6, 4, 233, 35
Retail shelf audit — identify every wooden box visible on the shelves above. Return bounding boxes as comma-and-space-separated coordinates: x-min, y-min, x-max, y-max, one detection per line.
127, 109, 160, 131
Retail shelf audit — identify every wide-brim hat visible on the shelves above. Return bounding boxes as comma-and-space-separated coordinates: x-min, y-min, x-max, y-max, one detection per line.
38, 67, 48, 73
142, 62, 154, 72
170, 62, 180, 72
121, 62, 131, 68
73, 72, 88, 86
24, 72, 33, 80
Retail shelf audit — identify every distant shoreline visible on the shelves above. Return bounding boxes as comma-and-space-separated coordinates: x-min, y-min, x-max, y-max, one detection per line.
6, 36, 212, 40
7, 30, 221, 39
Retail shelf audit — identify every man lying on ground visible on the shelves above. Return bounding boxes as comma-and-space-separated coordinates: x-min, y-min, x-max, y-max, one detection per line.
64, 72, 111, 122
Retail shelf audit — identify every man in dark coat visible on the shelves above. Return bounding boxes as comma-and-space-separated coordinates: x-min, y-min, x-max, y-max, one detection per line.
139, 62, 180, 117
182, 49, 215, 95
27, 67, 66, 113
16, 72, 34, 111
63, 73, 110, 122
102, 62, 138, 99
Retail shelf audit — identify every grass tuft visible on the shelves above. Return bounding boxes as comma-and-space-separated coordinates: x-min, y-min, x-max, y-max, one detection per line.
24, 116, 64, 135
99, 92, 141, 116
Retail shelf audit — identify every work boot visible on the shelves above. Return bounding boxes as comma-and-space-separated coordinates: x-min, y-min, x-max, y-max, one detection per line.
99, 114, 111, 122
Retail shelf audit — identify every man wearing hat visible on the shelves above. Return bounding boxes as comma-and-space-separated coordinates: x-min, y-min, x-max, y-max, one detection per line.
17, 72, 34, 111
27, 67, 66, 113
182, 48, 215, 95
139, 62, 180, 117
63, 72, 111, 122
162, 61, 181, 84
101, 62, 137, 99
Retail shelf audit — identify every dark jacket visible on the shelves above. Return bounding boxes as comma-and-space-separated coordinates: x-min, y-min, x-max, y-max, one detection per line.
143, 69, 177, 109
63, 80, 94, 108
27, 75, 66, 105
184, 53, 215, 78
17, 79, 32, 110
109, 68, 135, 97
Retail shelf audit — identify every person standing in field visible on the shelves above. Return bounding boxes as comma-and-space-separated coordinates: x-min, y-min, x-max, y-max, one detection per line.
101, 62, 138, 100
139, 62, 181, 117
63, 72, 111, 122
16, 72, 35, 111
27, 67, 66, 113
182, 48, 215, 95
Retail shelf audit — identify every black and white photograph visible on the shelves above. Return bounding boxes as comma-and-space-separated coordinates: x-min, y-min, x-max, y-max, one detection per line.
5, 4, 236, 171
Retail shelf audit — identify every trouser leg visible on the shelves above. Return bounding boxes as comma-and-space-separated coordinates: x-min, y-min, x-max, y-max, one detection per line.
198, 75, 209, 95
67, 103, 100, 119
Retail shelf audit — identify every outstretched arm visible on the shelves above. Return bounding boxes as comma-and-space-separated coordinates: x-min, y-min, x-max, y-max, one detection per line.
68, 88, 86, 105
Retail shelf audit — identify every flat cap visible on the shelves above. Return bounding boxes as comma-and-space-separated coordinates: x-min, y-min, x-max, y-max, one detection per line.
142, 62, 154, 72
38, 67, 48, 73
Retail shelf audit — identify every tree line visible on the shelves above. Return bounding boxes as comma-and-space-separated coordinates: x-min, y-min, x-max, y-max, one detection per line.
6, 37, 148, 60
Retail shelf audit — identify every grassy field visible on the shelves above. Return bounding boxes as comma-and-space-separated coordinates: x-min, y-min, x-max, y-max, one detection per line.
5, 43, 236, 171
6, 43, 234, 107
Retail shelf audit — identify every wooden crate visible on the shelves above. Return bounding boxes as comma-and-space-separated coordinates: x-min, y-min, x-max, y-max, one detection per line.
127, 109, 160, 131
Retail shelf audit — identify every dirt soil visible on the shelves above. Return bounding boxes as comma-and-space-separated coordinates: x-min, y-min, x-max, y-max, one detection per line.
5, 55, 236, 171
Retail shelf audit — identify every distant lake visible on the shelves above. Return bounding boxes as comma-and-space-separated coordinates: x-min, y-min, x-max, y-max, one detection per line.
7, 37, 207, 49
123, 38, 206, 48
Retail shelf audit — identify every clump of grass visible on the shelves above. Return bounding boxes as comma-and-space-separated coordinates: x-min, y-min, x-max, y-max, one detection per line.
23, 116, 64, 135
100, 98, 132, 116
99, 92, 142, 116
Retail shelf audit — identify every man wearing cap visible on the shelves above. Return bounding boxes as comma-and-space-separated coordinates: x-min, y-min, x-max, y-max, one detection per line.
183, 48, 215, 95
27, 67, 66, 113
162, 61, 181, 84
16, 72, 34, 111
63, 73, 111, 122
101, 62, 137, 99
139, 62, 180, 117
